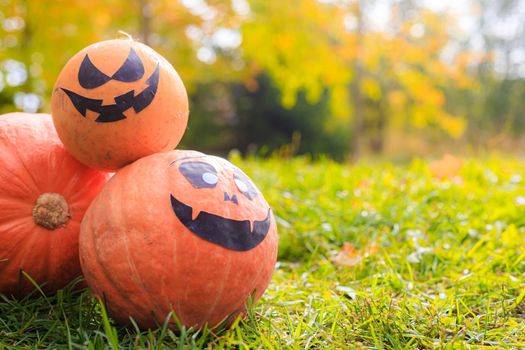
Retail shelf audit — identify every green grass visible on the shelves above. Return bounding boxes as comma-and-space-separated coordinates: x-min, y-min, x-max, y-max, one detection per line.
1, 156, 525, 349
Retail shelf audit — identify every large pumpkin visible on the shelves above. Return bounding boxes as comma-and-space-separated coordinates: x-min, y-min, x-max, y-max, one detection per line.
79, 150, 278, 329
0, 113, 109, 296
51, 39, 189, 170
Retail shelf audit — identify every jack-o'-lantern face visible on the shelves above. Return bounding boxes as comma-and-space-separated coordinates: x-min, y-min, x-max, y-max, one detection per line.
168, 151, 272, 251
60, 47, 159, 123
51, 39, 189, 170
78, 149, 278, 329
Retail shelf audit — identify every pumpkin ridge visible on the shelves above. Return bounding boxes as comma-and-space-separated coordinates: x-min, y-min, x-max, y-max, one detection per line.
47, 220, 81, 288
83, 221, 138, 319
0, 157, 38, 198
65, 174, 112, 207
0, 199, 33, 226
202, 253, 232, 324
170, 222, 183, 322
0, 217, 33, 247
85, 203, 155, 322
0, 195, 33, 208
121, 232, 165, 320
0, 172, 33, 198
5, 225, 46, 291
42, 222, 55, 290
90, 242, 154, 323
0, 219, 34, 273
9, 134, 43, 194
244, 250, 267, 303
46, 151, 80, 196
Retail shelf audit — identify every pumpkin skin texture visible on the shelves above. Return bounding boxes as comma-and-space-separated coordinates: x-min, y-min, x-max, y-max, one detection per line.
51, 39, 189, 170
0, 113, 109, 297
79, 150, 278, 329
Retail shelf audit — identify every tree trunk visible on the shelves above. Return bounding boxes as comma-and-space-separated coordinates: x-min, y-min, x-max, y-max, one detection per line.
370, 104, 386, 154
350, 0, 364, 161
138, 0, 152, 45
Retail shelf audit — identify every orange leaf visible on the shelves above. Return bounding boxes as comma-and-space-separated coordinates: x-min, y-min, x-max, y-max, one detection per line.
364, 242, 378, 256
429, 154, 463, 180
333, 242, 378, 267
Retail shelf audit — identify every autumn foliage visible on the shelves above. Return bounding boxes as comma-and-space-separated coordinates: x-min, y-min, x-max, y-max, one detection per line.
0, 1, 521, 158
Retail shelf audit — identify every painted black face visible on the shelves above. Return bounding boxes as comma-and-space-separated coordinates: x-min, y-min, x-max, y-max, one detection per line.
60, 48, 159, 123
169, 159, 271, 252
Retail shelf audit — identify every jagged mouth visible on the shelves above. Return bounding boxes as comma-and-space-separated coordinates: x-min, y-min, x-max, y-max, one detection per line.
170, 194, 271, 251
60, 64, 159, 123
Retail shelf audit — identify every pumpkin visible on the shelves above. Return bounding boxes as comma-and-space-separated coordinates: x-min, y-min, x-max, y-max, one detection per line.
51, 39, 189, 170
0, 113, 109, 297
79, 150, 278, 329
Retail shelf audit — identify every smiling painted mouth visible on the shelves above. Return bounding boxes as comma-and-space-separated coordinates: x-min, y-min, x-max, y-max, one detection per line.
61, 64, 160, 123
170, 194, 271, 251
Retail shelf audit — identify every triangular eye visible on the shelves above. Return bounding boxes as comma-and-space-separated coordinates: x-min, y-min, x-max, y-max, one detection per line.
78, 54, 112, 89
112, 48, 145, 82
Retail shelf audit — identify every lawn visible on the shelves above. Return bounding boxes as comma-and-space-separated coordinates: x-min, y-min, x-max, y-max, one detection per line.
1, 156, 524, 349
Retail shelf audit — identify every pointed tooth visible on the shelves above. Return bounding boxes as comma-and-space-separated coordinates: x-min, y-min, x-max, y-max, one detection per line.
191, 208, 201, 221
249, 219, 255, 233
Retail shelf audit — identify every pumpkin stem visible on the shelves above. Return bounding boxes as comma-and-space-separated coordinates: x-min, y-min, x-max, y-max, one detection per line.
32, 193, 71, 230
117, 30, 134, 41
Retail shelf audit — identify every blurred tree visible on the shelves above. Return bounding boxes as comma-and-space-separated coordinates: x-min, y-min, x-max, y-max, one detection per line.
0, 0, 519, 158
241, 0, 473, 158
464, 0, 525, 149
0, 0, 258, 104
0, 0, 120, 112
181, 74, 349, 160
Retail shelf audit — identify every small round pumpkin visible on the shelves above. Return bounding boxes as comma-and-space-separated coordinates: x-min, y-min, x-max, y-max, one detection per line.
0, 113, 109, 296
51, 39, 189, 170
79, 150, 278, 329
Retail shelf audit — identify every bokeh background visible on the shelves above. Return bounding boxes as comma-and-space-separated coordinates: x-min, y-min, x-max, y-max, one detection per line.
1, 0, 524, 161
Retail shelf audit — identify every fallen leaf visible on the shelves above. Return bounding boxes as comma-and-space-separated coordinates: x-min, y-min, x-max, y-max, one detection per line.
429, 154, 463, 180
333, 242, 378, 267
364, 242, 378, 256
333, 243, 361, 267
356, 179, 371, 189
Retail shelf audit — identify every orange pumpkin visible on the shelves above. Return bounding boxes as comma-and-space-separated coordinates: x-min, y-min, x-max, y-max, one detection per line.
51, 39, 189, 170
79, 150, 278, 329
0, 113, 109, 296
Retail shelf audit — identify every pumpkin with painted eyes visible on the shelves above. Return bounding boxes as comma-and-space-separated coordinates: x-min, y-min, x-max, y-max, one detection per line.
79, 150, 278, 329
51, 39, 189, 170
